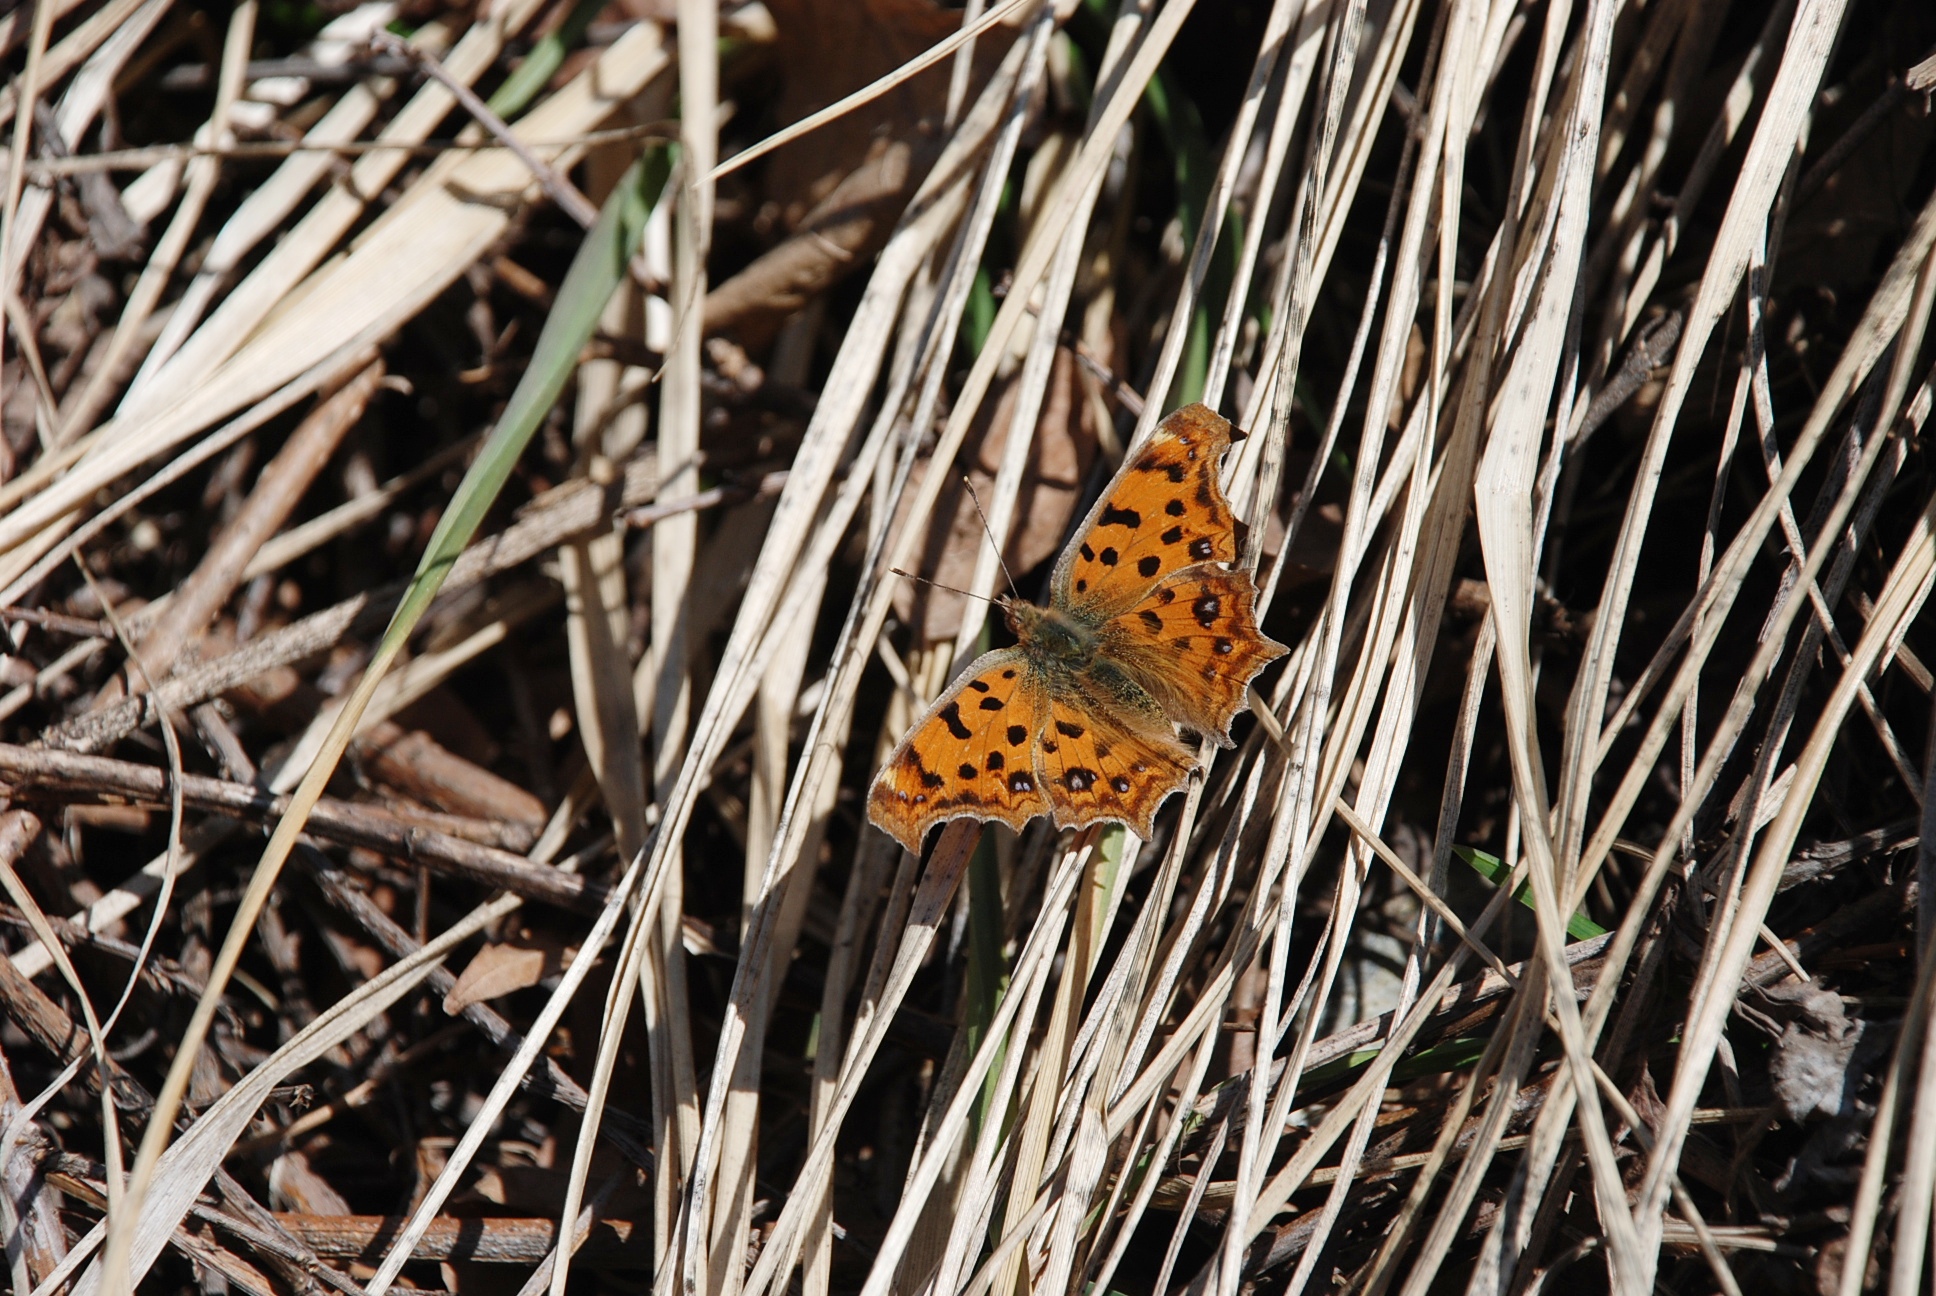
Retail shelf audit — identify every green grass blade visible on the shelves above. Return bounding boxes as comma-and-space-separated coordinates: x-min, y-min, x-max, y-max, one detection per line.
393, 147, 670, 631
114, 148, 670, 1291
487, 0, 608, 120
1454, 845, 1607, 941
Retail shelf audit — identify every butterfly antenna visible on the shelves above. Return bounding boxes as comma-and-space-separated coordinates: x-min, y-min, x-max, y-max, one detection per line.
959, 476, 1020, 599
889, 568, 998, 604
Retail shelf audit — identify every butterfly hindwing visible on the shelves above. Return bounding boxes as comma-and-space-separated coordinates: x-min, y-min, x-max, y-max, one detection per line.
868, 650, 1050, 853
1054, 404, 1239, 615
1037, 696, 1197, 839
1105, 565, 1287, 743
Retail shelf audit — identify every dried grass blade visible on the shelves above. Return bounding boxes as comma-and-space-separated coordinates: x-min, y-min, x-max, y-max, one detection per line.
709, 0, 1038, 181
1557, 0, 1846, 845
94, 150, 668, 1296
114, 6, 531, 420
742, 822, 979, 1296
63, 892, 506, 1296
0, 19, 669, 566
58, 0, 255, 441
361, 848, 650, 1296
1633, 491, 1936, 1279
1468, 0, 1646, 1284
668, 31, 1047, 1289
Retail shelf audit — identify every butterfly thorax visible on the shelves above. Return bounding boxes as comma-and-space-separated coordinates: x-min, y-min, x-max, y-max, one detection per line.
1000, 597, 1094, 668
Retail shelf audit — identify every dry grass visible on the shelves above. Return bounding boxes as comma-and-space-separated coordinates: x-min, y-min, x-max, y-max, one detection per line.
0, 1, 1933, 1294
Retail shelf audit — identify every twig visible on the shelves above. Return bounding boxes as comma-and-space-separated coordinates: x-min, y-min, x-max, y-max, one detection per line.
0, 606, 110, 637
370, 31, 600, 229
21, 123, 678, 178
0, 742, 610, 912
115, 361, 384, 693
270, 1211, 649, 1264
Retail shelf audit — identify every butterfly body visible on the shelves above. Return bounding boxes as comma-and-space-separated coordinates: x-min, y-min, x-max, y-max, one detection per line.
869, 404, 1287, 853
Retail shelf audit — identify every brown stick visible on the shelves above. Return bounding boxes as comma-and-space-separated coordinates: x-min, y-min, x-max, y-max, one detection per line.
270, 1211, 649, 1265
42, 447, 662, 755
127, 360, 385, 689
43, 598, 366, 754
0, 926, 362, 1296
293, 846, 655, 1154
0, 743, 604, 912
360, 722, 547, 835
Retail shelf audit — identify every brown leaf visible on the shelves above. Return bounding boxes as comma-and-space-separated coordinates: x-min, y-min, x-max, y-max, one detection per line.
893, 350, 1102, 644
268, 1150, 352, 1216
706, 0, 1018, 343
444, 935, 566, 1014
761, 0, 1012, 224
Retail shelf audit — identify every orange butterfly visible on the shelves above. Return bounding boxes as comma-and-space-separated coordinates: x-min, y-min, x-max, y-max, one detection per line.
869, 403, 1287, 853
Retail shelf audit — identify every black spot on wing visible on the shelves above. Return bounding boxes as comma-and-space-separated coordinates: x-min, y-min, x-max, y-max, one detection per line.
1054, 718, 1085, 738
1007, 725, 1028, 746
1064, 768, 1096, 792
1193, 593, 1221, 627
1099, 504, 1142, 530
1099, 548, 1119, 566
985, 751, 1005, 771
979, 695, 1004, 711
1110, 775, 1131, 793
1080, 543, 1095, 561
908, 753, 944, 790
1214, 637, 1234, 655
1165, 499, 1185, 516
1138, 610, 1162, 632
1009, 771, 1035, 793
1137, 555, 1161, 578
968, 677, 990, 692
958, 762, 977, 780
1161, 526, 1183, 545
938, 702, 971, 740
1188, 538, 1215, 561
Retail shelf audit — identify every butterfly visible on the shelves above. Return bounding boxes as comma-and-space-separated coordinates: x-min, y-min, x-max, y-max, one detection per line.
868, 403, 1287, 853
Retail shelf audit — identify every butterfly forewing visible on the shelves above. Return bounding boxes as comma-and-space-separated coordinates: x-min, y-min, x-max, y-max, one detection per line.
1105, 565, 1287, 743
868, 650, 1051, 853
1054, 404, 1239, 616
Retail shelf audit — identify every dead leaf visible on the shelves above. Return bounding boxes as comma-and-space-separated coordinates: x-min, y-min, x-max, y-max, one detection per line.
761, 0, 1013, 223
892, 349, 1102, 644
444, 933, 567, 1014
269, 1149, 352, 1216
1758, 981, 1865, 1120
706, 0, 1018, 343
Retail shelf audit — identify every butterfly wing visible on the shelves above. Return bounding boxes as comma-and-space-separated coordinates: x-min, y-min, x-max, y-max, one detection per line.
868, 649, 1052, 853
1036, 694, 1197, 839
1103, 565, 1288, 744
1053, 403, 1239, 616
